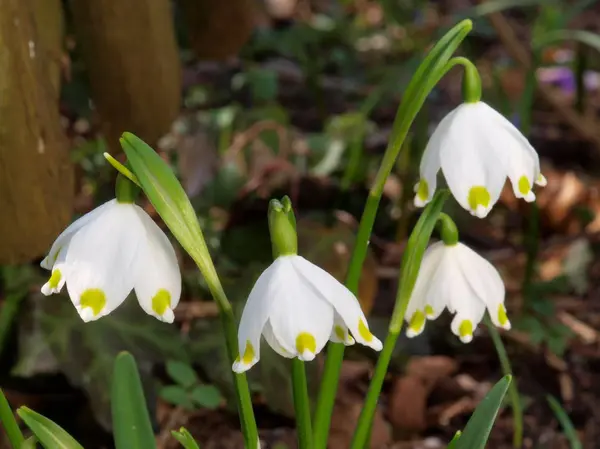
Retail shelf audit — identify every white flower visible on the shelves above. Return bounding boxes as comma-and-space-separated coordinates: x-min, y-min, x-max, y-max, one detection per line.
232, 255, 382, 373
414, 101, 546, 218
404, 241, 509, 343
41, 199, 181, 323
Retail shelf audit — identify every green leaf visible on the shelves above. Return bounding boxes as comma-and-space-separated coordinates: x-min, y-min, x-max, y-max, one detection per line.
21, 436, 38, 449
159, 386, 195, 410
14, 294, 187, 429
172, 427, 200, 449
166, 361, 199, 389
120, 133, 214, 278
17, 407, 84, 449
190, 385, 222, 410
472, 0, 559, 16
547, 395, 582, 449
454, 375, 512, 449
534, 30, 600, 53
0, 388, 25, 447
111, 352, 157, 449
446, 431, 462, 449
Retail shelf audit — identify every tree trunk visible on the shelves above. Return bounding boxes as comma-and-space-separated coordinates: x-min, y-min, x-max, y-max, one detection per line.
179, 0, 256, 60
0, 0, 74, 264
32, 0, 63, 98
71, 0, 181, 151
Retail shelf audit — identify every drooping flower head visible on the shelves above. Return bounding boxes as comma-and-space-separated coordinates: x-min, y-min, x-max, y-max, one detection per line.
405, 241, 509, 343
41, 176, 181, 323
414, 101, 546, 218
232, 197, 382, 373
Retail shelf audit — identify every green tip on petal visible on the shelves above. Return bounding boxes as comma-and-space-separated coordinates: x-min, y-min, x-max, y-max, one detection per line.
48, 269, 62, 289
517, 176, 531, 196
467, 186, 491, 217
80, 288, 107, 316
424, 304, 434, 318
458, 320, 473, 343
407, 310, 426, 337
152, 289, 171, 316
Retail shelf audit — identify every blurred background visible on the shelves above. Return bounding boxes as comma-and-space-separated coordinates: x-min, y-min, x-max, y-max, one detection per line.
1, 0, 599, 448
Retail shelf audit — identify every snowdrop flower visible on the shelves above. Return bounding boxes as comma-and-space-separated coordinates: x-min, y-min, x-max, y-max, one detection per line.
40, 192, 181, 323
405, 241, 509, 343
232, 197, 382, 373
414, 101, 546, 218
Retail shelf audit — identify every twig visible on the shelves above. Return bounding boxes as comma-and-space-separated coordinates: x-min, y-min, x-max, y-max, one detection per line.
481, 7, 600, 150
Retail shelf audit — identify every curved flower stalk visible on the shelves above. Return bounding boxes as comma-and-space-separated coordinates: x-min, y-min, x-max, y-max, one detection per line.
414, 101, 546, 218
233, 197, 382, 374
41, 184, 181, 323
405, 240, 509, 343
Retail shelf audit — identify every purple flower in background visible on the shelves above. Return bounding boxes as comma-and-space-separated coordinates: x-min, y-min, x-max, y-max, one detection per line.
537, 66, 600, 93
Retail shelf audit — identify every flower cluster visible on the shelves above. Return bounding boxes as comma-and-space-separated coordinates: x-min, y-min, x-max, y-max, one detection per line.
40, 95, 544, 370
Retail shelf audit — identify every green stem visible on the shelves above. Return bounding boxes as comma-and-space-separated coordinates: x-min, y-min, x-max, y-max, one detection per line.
349, 331, 398, 449
486, 319, 522, 448
340, 134, 365, 191
292, 360, 313, 449
210, 286, 258, 449
312, 19, 474, 449
350, 192, 449, 449
0, 389, 25, 448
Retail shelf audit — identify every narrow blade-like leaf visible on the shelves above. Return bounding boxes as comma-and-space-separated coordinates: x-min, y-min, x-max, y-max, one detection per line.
454, 375, 512, 449
111, 351, 156, 449
17, 407, 83, 449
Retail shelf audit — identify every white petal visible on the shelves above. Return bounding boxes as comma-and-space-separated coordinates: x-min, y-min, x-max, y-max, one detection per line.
405, 242, 447, 338
329, 311, 355, 345
232, 259, 284, 373
269, 257, 334, 362
132, 207, 181, 323
477, 103, 542, 201
479, 102, 541, 179
455, 243, 509, 330
41, 241, 70, 296
439, 103, 507, 218
415, 108, 460, 207
291, 256, 382, 351
41, 200, 115, 270
439, 247, 486, 343
64, 202, 143, 322
263, 320, 294, 358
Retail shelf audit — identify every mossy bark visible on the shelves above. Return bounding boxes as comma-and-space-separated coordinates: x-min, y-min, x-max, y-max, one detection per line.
0, 0, 74, 264
179, 0, 256, 60
71, 0, 181, 150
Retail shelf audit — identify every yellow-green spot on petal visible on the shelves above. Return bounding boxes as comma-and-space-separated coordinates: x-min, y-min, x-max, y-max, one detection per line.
459, 320, 473, 339
296, 332, 317, 355
497, 304, 509, 327
358, 319, 374, 342
409, 310, 426, 332
80, 288, 106, 316
48, 269, 62, 289
152, 289, 171, 316
416, 179, 429, 202
518, 176, 531, 195
242, 341, 255, 364
467, 186, 490, 212
334, 325, 346, 341
424, 304, 434, 318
